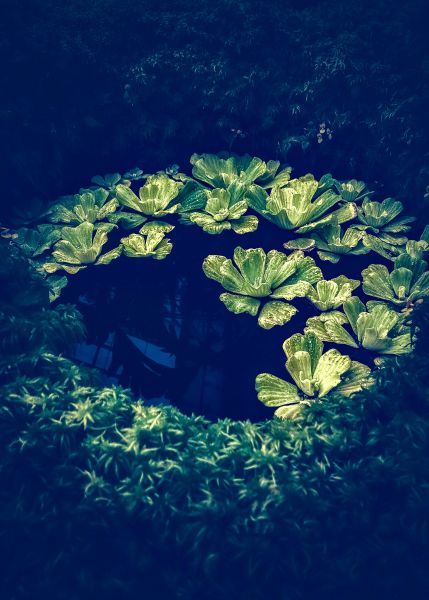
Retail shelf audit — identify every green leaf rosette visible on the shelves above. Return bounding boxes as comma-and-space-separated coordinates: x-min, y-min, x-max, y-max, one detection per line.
256, 331, 371, 418
203, 247, 322, 329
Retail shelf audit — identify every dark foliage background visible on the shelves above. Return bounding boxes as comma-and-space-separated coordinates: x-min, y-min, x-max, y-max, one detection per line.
1, 0, 428, 223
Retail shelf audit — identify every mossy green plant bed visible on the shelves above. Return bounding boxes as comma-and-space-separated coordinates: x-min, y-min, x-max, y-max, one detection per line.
2, 153, 429, 599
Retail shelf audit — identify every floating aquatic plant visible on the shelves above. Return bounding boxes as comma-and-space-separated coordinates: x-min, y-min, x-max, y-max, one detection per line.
120, 222, 174, 260
115, 173, 182, 218
202, 247, 322, 329
316, 174, 369, 203
351, 197, 415, 259
190, 152, 292, 190
248, 174, 356, 233
41, 222, 122, 274
305, 296, 412, 355
337, 179, 367, 202
284, 223, 369, 263
180, 188, 258, 234
122, 167, 146, 181
362, 247, 429, 308
91, 172, 121, 190
46, 275, 69, 303
48, 188, 119, 225
306, 276, 360, 311
13, 224, 62, 257
256, 331, 371, 418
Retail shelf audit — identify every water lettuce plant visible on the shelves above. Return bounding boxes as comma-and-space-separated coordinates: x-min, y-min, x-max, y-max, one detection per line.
316, 175, 369, 203
202, 247, 322, 329
362, 248, 429, 308
306, 276, 360, 311
305, 296, 412, 355
352, 197, 415, 258
120, 222, 174, 260
285, 223, 369, 263
115, 173, 182, 218
91, 172, 121, 189
336, 179, 367, 202
13, 224, 62, 257
180, 188, 258, 234
248, 174, 356, 233
256, 331, 371, 418
48, 188, 119, 225
190, 152, 292, 190
41, 222, 122, 274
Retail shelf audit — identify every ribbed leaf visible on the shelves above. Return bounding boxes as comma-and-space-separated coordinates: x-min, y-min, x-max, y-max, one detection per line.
334, 361, 372, 396
188, 213, 231, 233
283, 237, 316, 251
219, 293, 260, 316
46, 275, 68, 302
270, 281, 312, 300
313, 349, 351, 396
95, 246, 123, 265
14, 225, 62, 257
255, 373, 301, 407
274, 404, 306, 419
362, 264, 395, 301
384, 333, 412, 355
258, 301, 297, 329
286, 351, 315, 396
264, 250, 298, 289
283, 331, 323, 372
233, 247, 267, 289
137, 174, 182, 216
114, 184, 142, 211
91, 173, 121, 188
120, 232, 172, 260
227, 200, 248, 220
360, 197, 404, 227
178, 181, 208, 211
390, 267, 413, 299
190, 153, 267, 188
43, 262, 85, 274
287, 254, 323, 285
317, 250, 340, 263
339, 180, 366, 202
307, 277, 358, 311
324, 317, 358, 347
108, 211, 147, 229
305, 312, 357, 347
343, 296, 366, 335
205, 188, 229, 216
139, 221, 175, 234
296, 201, 356, 234
411, 272, 429, 301
231, 215, 259, 234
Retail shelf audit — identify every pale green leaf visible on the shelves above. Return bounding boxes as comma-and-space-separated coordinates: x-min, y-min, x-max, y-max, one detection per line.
255, 373, 301, 407
257, 301, 297, 329
219, 293, 260, 316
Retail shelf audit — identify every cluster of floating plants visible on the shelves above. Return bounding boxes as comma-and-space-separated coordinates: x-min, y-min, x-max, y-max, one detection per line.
11, 152, 429, 419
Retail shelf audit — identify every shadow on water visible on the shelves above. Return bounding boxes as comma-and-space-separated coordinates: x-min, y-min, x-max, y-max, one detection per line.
59, 216, 406, 422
